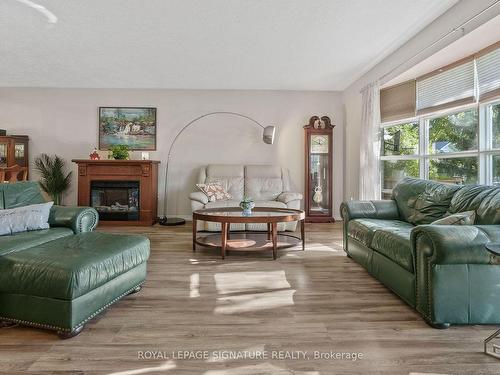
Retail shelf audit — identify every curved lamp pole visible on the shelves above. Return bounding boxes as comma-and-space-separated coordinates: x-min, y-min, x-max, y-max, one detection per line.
159, 111, 276, 226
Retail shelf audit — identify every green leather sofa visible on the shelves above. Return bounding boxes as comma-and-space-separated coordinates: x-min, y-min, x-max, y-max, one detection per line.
0, 181, 150, 338
341, 177, 500, 328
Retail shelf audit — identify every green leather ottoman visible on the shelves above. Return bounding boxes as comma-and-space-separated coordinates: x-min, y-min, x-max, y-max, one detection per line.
0, 232, 150, 338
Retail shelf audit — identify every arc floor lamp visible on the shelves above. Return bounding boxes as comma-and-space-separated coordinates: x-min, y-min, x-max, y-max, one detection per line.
159, 111, 276, 226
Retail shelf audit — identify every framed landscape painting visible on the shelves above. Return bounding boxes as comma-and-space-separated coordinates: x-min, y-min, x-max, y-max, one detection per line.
99, 107, 157, 150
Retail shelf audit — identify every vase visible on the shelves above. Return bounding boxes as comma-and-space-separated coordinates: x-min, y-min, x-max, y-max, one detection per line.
239, 200, 255, 216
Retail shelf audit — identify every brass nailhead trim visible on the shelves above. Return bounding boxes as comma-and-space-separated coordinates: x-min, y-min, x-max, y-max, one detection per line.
0, 282, 144, 332
414, 231, 435, 322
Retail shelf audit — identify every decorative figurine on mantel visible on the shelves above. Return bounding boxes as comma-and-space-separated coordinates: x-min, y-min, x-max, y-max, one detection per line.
304, 115, 335, 223
89, 148, 100, 160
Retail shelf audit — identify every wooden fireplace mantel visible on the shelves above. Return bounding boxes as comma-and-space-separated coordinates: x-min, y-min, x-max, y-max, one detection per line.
72, 159, 160, 226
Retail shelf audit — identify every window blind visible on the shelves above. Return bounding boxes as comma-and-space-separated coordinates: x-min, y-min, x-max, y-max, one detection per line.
477, 45, 500, 101
380, 80, 416, 122
416, 58, 475, 115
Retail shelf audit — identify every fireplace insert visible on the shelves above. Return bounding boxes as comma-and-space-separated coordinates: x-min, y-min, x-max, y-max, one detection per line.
90, 180, 139, 221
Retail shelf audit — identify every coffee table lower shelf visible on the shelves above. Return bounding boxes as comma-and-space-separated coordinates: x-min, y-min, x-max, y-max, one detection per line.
194, 232, 303, 259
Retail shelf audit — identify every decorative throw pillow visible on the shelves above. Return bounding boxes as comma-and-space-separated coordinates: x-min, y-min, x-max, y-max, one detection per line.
196, 183, 232, 202
431, 210, 476, 225
0, 202, 54, 236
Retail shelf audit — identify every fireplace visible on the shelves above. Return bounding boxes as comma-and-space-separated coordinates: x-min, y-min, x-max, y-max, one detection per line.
91, 181, 140, 221
72, 159, 159, 226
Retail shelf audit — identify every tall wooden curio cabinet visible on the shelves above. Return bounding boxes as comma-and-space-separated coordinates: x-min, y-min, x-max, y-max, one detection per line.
0, 135, 29, 171
304, 116, 335, 222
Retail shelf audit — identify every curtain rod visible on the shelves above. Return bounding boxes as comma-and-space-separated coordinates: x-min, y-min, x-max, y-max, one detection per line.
378, 0, 500, 84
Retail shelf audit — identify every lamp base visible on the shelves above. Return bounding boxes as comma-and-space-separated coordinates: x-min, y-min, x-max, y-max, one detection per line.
158, 216, 186, 226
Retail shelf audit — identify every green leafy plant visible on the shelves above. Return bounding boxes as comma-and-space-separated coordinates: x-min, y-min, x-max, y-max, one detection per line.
33, 154, 72, 205
109, 145, 130, 160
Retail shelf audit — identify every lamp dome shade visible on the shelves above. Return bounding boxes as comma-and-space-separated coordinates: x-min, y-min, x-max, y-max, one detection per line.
263, 126, 275, 144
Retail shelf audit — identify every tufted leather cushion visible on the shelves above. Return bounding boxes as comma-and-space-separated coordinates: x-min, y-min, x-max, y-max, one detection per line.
348, 218, 413, 248
446, 184, 500, 225
475, 188, 500, 225
0, 227, 73, 256
203, 165, 244, 201
447, 185, 494, 215
371, 227, 414, 272
244, 165, 283, 200
392, 177, 461, 225
0, 181, 46, 209
0, 232, 150, 300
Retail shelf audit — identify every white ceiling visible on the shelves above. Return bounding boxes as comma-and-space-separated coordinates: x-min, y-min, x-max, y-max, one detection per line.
385, 14, 500, 87
0, 0, 458, 90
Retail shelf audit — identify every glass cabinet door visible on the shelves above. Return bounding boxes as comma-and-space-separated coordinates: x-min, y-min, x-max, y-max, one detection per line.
309, 134, 330, 214
14, 142, 26, 167
0, 142, 7, 168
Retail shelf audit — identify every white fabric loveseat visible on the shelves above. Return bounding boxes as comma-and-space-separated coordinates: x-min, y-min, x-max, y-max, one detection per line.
189, 164, 302, 231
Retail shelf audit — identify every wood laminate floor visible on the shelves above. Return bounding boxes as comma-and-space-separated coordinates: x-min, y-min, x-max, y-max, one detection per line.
1, 222, 499, 375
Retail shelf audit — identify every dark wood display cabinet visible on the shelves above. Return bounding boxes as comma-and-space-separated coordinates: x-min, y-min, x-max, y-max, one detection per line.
72, 159, 160, 226
304, 116, 335, 223
0, 135, 29, 176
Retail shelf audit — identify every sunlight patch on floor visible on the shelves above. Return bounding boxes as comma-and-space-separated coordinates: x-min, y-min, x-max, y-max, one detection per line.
214, 270, 291, 295
190, 258, 217, 265
215, 289, 295, 314
190, 273, 200, 298
214, 270, 295, 314
304, 242, 342, 252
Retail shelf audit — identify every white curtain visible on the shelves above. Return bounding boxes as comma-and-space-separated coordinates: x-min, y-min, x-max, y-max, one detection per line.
359, 81, 381, 200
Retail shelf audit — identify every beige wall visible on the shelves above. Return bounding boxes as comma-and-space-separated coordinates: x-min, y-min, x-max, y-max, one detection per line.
0, 88, 344, 219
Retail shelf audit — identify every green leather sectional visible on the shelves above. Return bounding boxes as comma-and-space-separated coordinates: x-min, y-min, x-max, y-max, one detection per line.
341, 177, 500, 328
0, 182, 150, 338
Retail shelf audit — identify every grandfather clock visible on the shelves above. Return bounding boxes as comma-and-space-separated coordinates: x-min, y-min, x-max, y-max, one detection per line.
304, 116, 335, 222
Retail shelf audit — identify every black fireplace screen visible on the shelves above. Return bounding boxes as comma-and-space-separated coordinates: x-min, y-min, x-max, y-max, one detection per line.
90, 181, 139, 221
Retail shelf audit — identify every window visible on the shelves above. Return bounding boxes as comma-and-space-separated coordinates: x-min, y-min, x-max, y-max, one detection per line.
492, 155, 500, 185
382, 159, 419, 190
428, 157, 478, 184
491, 103, 500, 149
380, 103, 500, 196
382, 122, 419, 156
428, 109, 478, 154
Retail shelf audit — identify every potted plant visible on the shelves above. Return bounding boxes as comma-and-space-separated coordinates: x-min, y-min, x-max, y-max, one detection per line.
239, 196, 255, 216
109, 145, 130, 160
33, 154, 72, 205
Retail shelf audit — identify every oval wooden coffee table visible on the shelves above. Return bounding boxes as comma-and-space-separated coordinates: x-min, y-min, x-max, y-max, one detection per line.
192, 207, 305, 260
